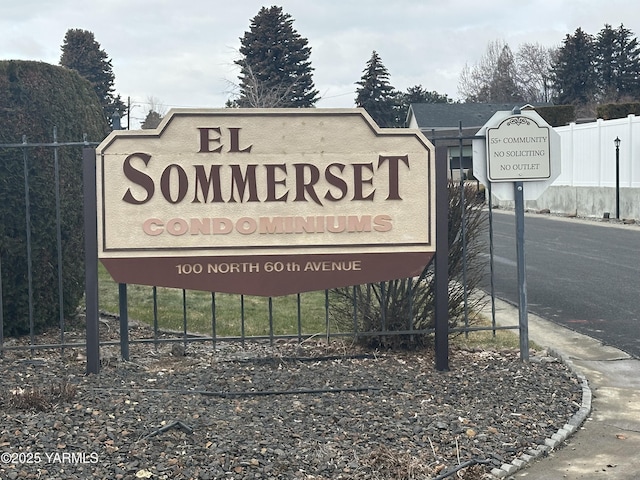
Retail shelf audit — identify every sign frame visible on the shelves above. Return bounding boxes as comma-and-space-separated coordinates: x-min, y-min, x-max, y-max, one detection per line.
95, 108, 436, 297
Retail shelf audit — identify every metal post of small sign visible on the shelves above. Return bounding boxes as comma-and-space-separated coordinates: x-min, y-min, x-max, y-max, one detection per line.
615, 137, 621, 219
514, 181, 529, 361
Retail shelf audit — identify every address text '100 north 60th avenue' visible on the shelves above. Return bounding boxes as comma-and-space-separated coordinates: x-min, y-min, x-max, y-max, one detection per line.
175, 259, 362, 275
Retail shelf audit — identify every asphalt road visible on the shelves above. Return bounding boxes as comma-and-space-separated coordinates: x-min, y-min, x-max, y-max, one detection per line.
481, 210, 640, 358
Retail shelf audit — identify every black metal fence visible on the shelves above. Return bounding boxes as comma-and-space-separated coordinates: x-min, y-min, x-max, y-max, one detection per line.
0, 130, 99, 354
0, 128, 517, 374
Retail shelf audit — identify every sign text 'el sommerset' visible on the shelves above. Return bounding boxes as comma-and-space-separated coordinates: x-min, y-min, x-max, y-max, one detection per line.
96, 109, 435, 296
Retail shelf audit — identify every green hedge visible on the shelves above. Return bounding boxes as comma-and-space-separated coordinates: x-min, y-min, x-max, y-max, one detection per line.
535, 105, 576, 126
0, 60, 109, 336
597, 102, 640, 120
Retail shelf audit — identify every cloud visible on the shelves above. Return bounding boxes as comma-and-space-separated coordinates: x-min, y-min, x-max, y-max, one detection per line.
1, 0, 639, 126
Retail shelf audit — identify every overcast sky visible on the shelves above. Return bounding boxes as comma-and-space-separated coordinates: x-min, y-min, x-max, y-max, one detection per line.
2, 0, 638, 127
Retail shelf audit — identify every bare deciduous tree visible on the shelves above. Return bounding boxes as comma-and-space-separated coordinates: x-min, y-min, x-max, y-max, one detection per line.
458, 39, 556, 104
516, 43, 557, 103
458, 40, 515, 102
227, 61, 297, 108
145, 96, 167, 116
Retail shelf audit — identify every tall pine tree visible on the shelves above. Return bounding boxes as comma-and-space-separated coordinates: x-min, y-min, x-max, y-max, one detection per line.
234, 6, 318, 108
355, 51, 398, 127
551, 28, 597, 105
614, 24, 640, 100
595, 24, 618, 101
595, 24, 640, 101
60, 29, 125, 125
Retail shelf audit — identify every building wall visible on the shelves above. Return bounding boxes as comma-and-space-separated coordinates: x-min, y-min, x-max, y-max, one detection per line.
493, 185, 640, 220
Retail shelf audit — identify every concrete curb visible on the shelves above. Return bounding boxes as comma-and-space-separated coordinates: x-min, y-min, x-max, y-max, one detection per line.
489, 349, 592, 479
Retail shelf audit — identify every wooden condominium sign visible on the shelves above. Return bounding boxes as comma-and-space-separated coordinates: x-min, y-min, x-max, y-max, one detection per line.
96, 109, 435, 296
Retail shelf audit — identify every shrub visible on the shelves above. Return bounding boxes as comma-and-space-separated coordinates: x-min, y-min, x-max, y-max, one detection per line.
535, 105, 576, 126
596, 102, 640, 120
331, 180, 486, 348
0, 60, 109, 335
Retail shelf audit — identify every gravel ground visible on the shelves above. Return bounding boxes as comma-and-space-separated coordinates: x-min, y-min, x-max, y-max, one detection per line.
0, 321, 583, 480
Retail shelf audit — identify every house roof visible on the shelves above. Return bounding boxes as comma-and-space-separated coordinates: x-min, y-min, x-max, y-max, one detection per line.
407, 102, 549, 130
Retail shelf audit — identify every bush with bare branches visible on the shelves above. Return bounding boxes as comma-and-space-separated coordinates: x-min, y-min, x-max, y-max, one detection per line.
331, 181, 486, 348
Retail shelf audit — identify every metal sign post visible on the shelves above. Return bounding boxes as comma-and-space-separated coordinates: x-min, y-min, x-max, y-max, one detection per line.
472, 108, 561, 362
514, 181, 529, 361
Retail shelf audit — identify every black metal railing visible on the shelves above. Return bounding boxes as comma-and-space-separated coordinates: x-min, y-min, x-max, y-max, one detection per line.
0, 125, 515, 374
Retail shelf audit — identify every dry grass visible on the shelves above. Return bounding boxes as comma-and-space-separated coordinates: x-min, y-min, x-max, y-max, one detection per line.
360, 445, 490, 480
365, 445, 433, 479
5, 380, 77, 411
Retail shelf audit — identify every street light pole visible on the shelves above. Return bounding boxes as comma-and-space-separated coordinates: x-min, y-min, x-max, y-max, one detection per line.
615, 137, 621, 219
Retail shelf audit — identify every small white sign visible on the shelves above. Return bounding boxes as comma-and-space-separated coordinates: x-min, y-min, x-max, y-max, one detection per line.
487, 115, 551, 182
472, 109, 561, 201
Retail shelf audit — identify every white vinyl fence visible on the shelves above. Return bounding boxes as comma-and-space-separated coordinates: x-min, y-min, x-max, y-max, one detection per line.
555, 114, 640, 189
496, 114, 640, 220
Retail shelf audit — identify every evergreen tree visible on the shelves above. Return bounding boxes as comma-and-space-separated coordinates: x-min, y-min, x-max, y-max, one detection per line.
551, 28, 597, 105
141, 110, 163, 129
60, 28, 126, 124
614, 25, 640, 99
140, 96, 165, 129
0, 60, 109, 335
403, 85, 452, 105
235, 6, 319, 108
355, 51, 398, 127
595, 24, 640, 101
397, 85, 453, 126
595, 24, 618, 101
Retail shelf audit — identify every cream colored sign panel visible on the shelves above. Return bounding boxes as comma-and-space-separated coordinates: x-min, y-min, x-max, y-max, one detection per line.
97, 109, 435, 259
487, 115, 551, 182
